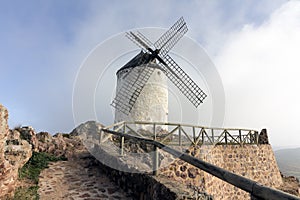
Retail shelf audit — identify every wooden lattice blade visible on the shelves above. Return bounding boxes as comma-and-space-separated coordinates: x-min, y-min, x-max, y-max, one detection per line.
159, 54, 207, 107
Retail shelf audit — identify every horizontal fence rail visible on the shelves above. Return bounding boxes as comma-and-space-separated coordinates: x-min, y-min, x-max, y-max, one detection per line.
101, 128, 300, 200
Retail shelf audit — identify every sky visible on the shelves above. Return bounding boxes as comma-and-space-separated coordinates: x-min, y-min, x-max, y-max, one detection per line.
1, 0, 300, 148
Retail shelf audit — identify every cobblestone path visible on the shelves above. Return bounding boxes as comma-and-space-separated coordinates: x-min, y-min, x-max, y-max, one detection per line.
38, 155, 132, 200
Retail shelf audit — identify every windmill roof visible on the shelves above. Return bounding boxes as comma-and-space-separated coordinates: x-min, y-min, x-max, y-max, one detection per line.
116, 51, 154, 74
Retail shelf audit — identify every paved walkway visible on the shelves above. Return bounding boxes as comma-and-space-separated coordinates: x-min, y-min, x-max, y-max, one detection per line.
38, 156, 132, 200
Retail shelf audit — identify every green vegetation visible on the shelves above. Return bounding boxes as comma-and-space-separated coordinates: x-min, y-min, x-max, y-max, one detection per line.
14, 152, 67, 200
19, 152, 67, 183
13, 186, 39, 200
62, 133, 70, 138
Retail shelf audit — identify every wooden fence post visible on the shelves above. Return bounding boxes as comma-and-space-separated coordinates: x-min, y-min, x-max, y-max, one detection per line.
201, 129, 204, 145
99, 130, 102, 144
153, 123, 156, 141
120, 125, 125, 156
153, 145, 159, 176
225, 130, 228, 144
193, 126, 196, 144
255, 131, 259, 144
239, 130, 242, 144
178, 125, 182, 147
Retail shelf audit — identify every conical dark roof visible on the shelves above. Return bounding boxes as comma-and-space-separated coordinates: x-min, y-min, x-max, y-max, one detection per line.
116, 51, 154, 74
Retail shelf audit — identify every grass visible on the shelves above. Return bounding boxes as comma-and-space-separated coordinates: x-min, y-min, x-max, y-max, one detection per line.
13, 186, 39, 200
19, 152, 67, 184
14, 152, 67, 200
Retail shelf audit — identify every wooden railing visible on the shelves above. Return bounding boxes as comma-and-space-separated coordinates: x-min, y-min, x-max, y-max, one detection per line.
101, 121, 259, 147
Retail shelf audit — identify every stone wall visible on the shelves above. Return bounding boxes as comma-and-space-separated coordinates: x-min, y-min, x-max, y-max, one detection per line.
160, 147, 207, 192
204, 145, 282, 199
91, 143, 211, 200
0, 104, 32, 199
160, 144, 283, 200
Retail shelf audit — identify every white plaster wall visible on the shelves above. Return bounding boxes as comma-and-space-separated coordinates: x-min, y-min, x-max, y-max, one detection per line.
115, 63, 168, 131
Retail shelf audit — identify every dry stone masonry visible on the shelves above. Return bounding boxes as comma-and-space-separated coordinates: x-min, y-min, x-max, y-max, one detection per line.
160, 143, 284, 200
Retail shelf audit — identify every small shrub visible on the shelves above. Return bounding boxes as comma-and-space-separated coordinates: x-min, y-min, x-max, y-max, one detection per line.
13, 186, 39, 200
15, 152, 67, 199
13, 124, 22, 131
62, 133, 70, 138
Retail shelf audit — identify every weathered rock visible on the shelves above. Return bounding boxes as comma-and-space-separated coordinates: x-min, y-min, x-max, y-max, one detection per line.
278, 174, 300, 196
12, 126, 86, 159
258, 129, 269, 144
14, 126, 38, 151
0, 104, 32, 199
70, 121, 103, 137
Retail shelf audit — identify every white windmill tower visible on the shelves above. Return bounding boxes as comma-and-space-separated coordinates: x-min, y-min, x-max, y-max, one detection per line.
112, 17, 207, 130
114, 53, 169, 125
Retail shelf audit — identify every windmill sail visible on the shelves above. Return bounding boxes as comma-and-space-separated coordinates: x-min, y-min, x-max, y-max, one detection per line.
126, 31, 151, 53
112, 17, 206, 115
111, 61, 155, 114
154, 17, 188, 57
159, 54, 207, 107
111, 32, 157, 114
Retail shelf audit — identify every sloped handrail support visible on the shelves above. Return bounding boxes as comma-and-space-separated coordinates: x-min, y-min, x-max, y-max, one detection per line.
225, 130, 240, 144
194, 128, 203, 145
214, 129, 227, 145
180, 126, 194, 145
203, 128, 214, 144
125, 124, 145, 138
103, 121, 260, 146
160, 126, 179, 144
102, 121, 124, 130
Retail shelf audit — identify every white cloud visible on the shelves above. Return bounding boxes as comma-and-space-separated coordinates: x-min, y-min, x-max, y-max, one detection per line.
216, 1, 300, 146
1, 0, 290, 138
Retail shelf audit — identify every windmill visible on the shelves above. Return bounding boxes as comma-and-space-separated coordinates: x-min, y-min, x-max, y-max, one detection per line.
112, 17, 207, 125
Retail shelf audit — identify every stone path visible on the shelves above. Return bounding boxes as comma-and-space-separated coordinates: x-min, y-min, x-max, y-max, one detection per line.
38, 156, 132, 200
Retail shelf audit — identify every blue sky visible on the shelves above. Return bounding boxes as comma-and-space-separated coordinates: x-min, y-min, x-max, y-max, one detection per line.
1, 0, 300, 147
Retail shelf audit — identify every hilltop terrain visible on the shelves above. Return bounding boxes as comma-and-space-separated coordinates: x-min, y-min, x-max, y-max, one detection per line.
275, 148, 300, 180
1, 104, 300, 199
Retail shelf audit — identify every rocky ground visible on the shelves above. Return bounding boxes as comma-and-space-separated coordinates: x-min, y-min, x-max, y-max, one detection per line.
38, 152, 132, 200
19, 122, 133, 199
0, 107, 134, 200
278, 174, 300, 197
